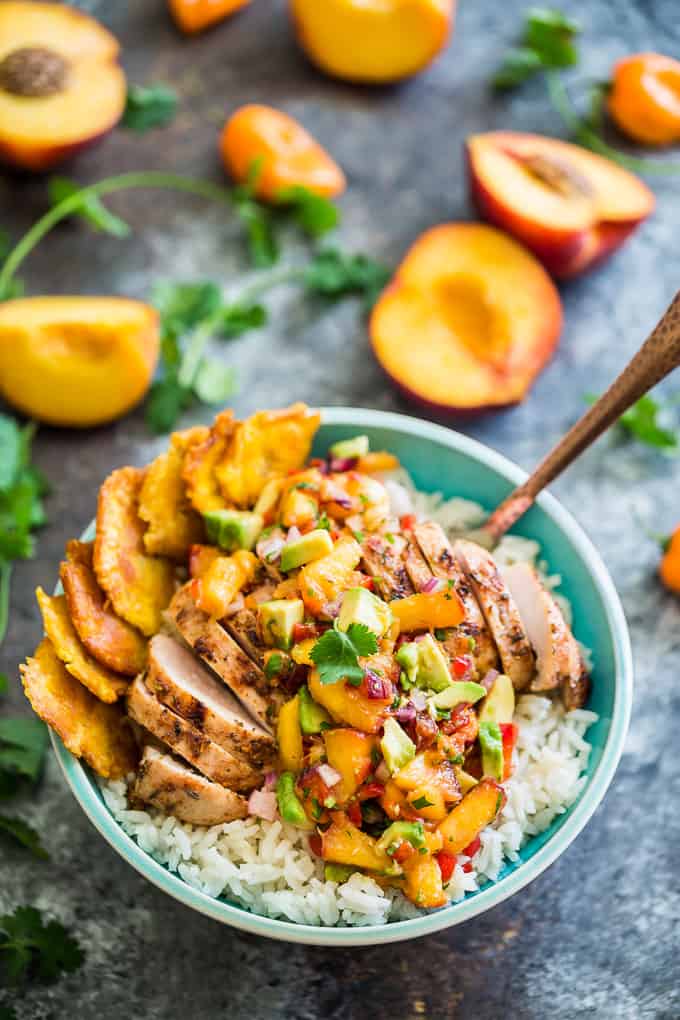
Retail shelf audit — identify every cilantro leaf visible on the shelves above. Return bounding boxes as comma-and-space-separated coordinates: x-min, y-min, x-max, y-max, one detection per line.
0, 673, 7, 695
0, 718, 48, 785
145, 375, 193, 434
493, 7, 580, 90
492, 47, 543, 89
0, 814, 48, 859
192, 361, 237, 406
231, 160, 279, 268
217, 302, 267, 339
304, 249, 391, 311
0, 906, 84, 985
276, 186, 340, 237
48, 178, 131, 238
122, 83, 178, 132
619, 395, 679, 450
0, 1006, 18, 1019
152, 281, 223, 342
310, 623, 378, 686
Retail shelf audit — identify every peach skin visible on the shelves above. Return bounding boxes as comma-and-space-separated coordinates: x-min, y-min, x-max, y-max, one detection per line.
0, 2, 126, 172
220, 104, 345, 201
168, 0, 251, 35
370, 223, 563, 413
289, 0, 454, 84
467, 131, 655, 279
0, 297, 160, 428
608, 53, 680, 147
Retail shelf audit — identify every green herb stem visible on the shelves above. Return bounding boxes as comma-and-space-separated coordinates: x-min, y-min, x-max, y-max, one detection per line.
0, 172, 233, 299
0, 562, 12, 646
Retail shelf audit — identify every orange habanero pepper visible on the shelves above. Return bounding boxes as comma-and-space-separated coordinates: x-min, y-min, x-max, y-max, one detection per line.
659, 526, 680, 594
608, 53, 680, 147
220, 104, 346, 201
168, 0, 251, 34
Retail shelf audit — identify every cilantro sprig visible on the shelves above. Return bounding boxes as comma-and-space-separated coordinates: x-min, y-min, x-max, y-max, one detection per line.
0, 417, 49, 646
0, 906, 83, 985
585, 392, 679, 451
0, 814, 48, 859
0, 716, 48, 797
310, 623, 378, 686
122, 83, 178, 133
493, 8, 580, 90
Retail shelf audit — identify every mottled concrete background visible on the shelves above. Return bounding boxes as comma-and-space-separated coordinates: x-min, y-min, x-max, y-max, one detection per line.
2, 1, 679, 1017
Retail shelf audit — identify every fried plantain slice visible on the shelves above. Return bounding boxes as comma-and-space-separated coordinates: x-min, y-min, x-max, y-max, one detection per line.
20, 638, 138, 779
216, 403, 321, 508
94, 467, 176, 637
139, 426, 208, 559
60, 540, 147, 677
36, 587, 129, 703
182, 409, 236, 513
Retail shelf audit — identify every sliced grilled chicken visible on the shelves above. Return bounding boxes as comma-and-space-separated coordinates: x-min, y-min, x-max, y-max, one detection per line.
403, 536, 433, 592
361, 533, 414, 600
412, 521, 499, 676
132, 746, 248, 825
502, 562, 591, 709
127, 677, 262, 791
146, 634, 276, 770
223, 582, 275, 667
455, 539, 534, 691
166, 584, 279, 732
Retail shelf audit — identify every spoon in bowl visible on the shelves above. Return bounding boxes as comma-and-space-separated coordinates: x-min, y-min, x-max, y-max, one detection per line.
482, 289, 680, 544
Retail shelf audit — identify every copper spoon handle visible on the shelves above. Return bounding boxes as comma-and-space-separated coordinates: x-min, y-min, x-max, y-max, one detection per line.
485, 290, 680, 543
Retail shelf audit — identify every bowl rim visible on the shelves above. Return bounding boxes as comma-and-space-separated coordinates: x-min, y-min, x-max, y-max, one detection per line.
50, 406, 633, 947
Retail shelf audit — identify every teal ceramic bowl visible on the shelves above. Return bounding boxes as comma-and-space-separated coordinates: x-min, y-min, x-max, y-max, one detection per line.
50, 408, 632, 946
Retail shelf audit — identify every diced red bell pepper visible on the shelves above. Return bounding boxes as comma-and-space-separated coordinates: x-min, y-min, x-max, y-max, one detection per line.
293, 622, 320, 643
359, 576, 375, 591
461, 835, 481, 859
451, 655, 472, 679
435, 851, 457, 883
499, 722, 518, 781
357, 781, 385, 801
400, 514, 417, 531
346, 801, 363, 827
392, 841, 417, 864
308, 833, 323, 857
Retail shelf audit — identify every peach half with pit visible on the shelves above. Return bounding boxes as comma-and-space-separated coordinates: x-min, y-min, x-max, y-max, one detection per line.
369, 223, 563, 413
466, 131, 655, 279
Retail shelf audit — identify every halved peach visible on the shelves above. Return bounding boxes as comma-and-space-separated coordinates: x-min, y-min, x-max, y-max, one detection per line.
289, 0, 454, 84
0, 2, 126, 172
370, 223, 562, 413
467, 131, 655, 279
0, 296, 160, 427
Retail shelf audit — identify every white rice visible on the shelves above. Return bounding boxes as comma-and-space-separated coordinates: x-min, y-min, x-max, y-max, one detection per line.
101, 473, 598, 927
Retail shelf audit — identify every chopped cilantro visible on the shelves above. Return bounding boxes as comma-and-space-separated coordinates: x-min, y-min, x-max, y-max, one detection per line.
493, 8, 580, 90
0, 814, 48, 859
411, 795, 434, 810
264, 653, 283, 681
0, 906, 83, 985
310, 623, 378, 686
122, 83, 178, 132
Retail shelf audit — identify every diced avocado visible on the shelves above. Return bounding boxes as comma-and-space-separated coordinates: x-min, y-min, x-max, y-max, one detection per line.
276, 771, 310, 828
454, 765, 479, 794
337, 587, 392, 637
430, 681, 487, 710
258, 599, 304, 651
298, 684, 331, 734
377, 820, 425, 854
203, 509, 263, 552
479, 721, 504, 781
396, 642, 419, 689
380, 717, 416, 774
414, 633, 451, 693
280, 528, 334, 572
324, 863, 355, 883
329, 434, 370, 460
478, 673, 515, 725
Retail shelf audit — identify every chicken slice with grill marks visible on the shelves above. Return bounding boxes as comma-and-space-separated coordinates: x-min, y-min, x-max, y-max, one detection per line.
360, 533, 415, 601
223, 581, 275, 668
411, 521, 498, 677
402, 535, 433, 593
132, 746, 248, 825
454, 539, 534, 691
127, 677, 262, 791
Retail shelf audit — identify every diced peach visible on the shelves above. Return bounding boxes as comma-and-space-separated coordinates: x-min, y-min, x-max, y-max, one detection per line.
309, 670, 390, 734
402, 850, 447, 908
391, 588, 464, 631
321, 812, 394, 873
188, 544, 221, 579
467, 131, 654, 279
299, 535, 362, 616
280, 487, 319, 530
355, 452, 400, 474
323, 728, 377, 801
192, 550, 257, 618
277, 694, 303, 773
394, 750, 460, 821
437, 777, 504, 854
370, 223, 562, 413
380, 779, 419, 821
289, 0, 454, 84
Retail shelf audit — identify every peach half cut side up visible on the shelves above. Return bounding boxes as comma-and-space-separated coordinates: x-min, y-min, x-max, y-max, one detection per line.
466, 131, 655, 279
369, 223, 563, 414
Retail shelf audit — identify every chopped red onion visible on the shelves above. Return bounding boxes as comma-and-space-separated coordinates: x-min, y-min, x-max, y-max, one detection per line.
480, 669, 499, 693
395, 703, 416, 723
263, 771, 278, 791
286, 525, 302, 545
374, 760, 390, 782
412, 632, 428, 643
247, 789, 277, 822
365, 669, 391, 700
411, 689, 427, 711
256, 533, 285, 563
317, 764, 342, 788
420, 577, 445, 594
329, 456, 358, 472
222, 593, 245, 617
320, 594, 344, 619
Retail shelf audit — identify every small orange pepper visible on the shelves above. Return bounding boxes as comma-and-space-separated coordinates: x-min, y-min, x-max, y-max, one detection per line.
220, 104, 346, 201
168, 0, 251, 34
659, 527, 680, 593
607, 53, 680, 147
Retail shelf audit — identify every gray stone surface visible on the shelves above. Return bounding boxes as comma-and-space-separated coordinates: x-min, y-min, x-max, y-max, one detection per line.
2, 0, 679, 1016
